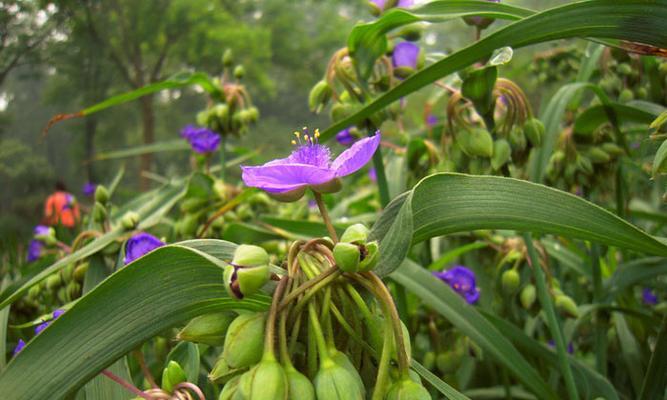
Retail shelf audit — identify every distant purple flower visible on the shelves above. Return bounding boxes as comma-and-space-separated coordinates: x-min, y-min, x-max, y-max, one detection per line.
308, 199, 318, 210
241, 130, 381, 197
62, 194, 75, 211
465, 0, 501, 27
13, 339, 25, 356
34, 309, 65, 335
27, 240, 43, 262
336, 128, 356, 146
643, 288, 658, 305
181, 125, 220, 154
368, 167, 377, 182
371, 0, 413, 11
82, 182, 97, 197
124, 232, 165, 265
392, 42, 420, 69
548, 339, 574, 354
426, 114, 438, 127
434, 266, 480, 304
34, 225, 50, 236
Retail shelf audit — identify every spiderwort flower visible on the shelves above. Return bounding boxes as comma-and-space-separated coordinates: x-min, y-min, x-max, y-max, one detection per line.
82, 182, 97, 197
643, 288, 658, 305
548, 340, 574, 354
33, 225, 51, 237
34, 309, 65, 335
426, 114, 438, 127
27, 240, 43, 262
124, 232, 165, 265
241, 128, 381, 201
13, 339, 25, 356
336, 128, 356, 146
370, 0, 413, 12
434, 266, 480, 304
392, 42, 420, 70
181, 125, 221, 154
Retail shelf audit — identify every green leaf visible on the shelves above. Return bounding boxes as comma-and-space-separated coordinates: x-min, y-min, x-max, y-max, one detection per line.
0, 242, 271, 399
604, 257, 667, 300
411, 360, 471, 400
391, 260, 559, 400
371, 173, 667, 275
167, 342, 200, 383
483, 312, 620, 400
638, 316, 667, 400
322, 0, 667, 142
615, 315, 644, 395
574, 102, 660, 136
94, 140, 190, 161
652, 140, 667, 177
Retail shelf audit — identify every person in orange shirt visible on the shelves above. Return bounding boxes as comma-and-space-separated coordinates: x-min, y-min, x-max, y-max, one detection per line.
44, 181, 80, 228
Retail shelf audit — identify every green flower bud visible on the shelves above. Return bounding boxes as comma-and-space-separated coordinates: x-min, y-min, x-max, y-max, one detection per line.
340, 223, 370, 244
330, 102, 358, 123
62, 263, 75, 282
520, 284, 537, 310
180, 198, 208, 214
333, 242, 360, 273
555, 295, 579, 318
28, 284, 41, 299
576, 155, 594, 175
234, 65, 245, 80
329, 349, 365, 397
232, 245, 269, 267
314, 358, 364, 400
286, 367, 316, 400
34, 226, 56, 242
74, 262, 89, 281
398, 23, 424, 42
436, 350, 462, 375
509, 127, 527, 152
587, 147, 611, 164
461, 67, 497, 117
358, 241, 379, 272
46, 273, 62, 290
309, 80, 333, 113
177, 312, 236, 346
224, 263, 270, 300
219, 375, 241, 400
196, 110, 210, 126
95, 185, 110, 204
209, 357, 245, 384
311, 178, 342, 194
523, 118, 545, 146
222, 49, 234, 67
459, 128, 494, 158
394, 66, 416, 79
386, 378, 431, 400
617, 63, 633, 75
236, 356, 288, 400
491, 139, 512, 170
222, 312, 266, 369
92, 202, 107, 223
120, 211, 140, 230
66, 281, 81, 299
501, 269, 521, 295
162, 360, 187, 393
619, 88, 634, 103
601, 142, 624, 156
422, 351, 436, 370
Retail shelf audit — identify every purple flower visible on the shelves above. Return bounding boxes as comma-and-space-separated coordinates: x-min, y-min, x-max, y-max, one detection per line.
34, 309, 65, 335
82, 182, 97, 197
465, 0, 501, 27
13, 339, 25, 356
241, 129, 381, 198
34, 225, 51, 236
643, 288, 658, 305
548, 339, 574, 354
181, 125, 221, 154
368, 167, 377, 182
426, 114, 438, 127
124, 232, 165, 265
27, 240, 43, 262
371, 0, 412, 11
336, 128, 356, 146
392, 42, 420, 69
434, 265, 480, 304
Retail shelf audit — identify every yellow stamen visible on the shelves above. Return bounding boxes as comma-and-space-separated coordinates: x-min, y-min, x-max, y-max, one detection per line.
291, 140, 297, 145
293, 131, 300, 138
304, 134, 310, 143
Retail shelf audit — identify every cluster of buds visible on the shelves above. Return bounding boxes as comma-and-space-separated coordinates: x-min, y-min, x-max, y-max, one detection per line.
196, 49, 259, 139
529, 46, 583, 85
178, 224, 431, 399
599, 48, 667, 104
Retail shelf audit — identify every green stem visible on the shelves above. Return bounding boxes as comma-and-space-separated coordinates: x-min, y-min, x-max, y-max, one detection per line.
279, 309, 294, 369
372, 315, 394, 400
523, 233, 579, 400
308, 301, 330, 360
220, 134, 227, 181
590, 243, 608, 375
279, 264, 340, 311
264, 277, 289, 357
343, 284, 374, 322
313, 191, 339, 242
368, 128, 390, 207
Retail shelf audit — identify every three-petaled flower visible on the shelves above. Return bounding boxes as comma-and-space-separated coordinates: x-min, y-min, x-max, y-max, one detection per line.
241, 129, 381, 201
181, 125, 221, 154
124, 232, 165, 265
434, 265, 480, 304
643, 288, 658, 305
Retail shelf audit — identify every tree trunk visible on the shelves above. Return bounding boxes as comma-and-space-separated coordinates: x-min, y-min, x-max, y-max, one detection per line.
84, 116, 97, 182
139, 94, 155, 191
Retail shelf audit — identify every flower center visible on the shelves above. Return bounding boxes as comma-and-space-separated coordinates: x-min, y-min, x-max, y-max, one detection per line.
287, 127, 331, 168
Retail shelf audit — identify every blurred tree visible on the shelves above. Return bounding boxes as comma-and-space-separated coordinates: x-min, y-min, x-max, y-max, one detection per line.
0, 0, 59, 88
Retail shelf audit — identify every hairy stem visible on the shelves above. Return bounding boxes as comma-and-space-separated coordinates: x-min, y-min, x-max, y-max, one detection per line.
102, 369, 151, 400
313, 191, 339, 242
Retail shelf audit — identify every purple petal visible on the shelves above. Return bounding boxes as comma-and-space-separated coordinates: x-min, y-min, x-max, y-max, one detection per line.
34, 322, 49, 335
397, 0, 413, 7
13, 339, 25, 356
392, 42, 420, 69
331, 133, 381, 178
53, 309, 65, 319
370, 0, 386, 10
82, 182, 97, 197
242, 164, 335, 193
27, 240, 43, 262
34, 225, 50, 236
643, 288, 658, 305
124, 233, 165, 265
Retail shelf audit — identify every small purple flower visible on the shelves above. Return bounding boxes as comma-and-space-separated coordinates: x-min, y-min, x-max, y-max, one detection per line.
61, 193, 75, 211
548, 339, 574, 354
13, 339, 25, 356
434, 265, 480, 304
643, 288, 658, 305
426, 114, 438, 127
27, 240, 43, 262
336, 128, 356, 146
241, 129, 381, 198
34, 309, 65, 335
82, 182, 97, 197
34, 225, 51, 236
392, 42, 420, 69
124, 232, 165, 265
308, 199, 318, 210
368, 167, 377, 182
181, 125, 221, 154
